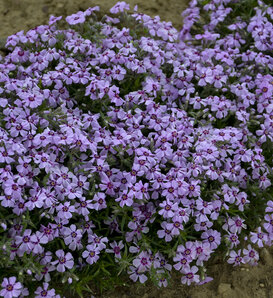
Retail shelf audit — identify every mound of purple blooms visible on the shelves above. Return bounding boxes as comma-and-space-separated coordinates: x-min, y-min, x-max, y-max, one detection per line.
0, 0, 273, 296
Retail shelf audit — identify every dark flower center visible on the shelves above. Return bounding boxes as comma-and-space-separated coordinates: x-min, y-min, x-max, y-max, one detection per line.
41, 290, 48, 297
165, 204, 171, 211
186, 272, 194, 279
208, 236, 215, 242
59, 257, 66, 264
114, 247, 120, 254
90, 251, 95, 257
6, 284, 13, 291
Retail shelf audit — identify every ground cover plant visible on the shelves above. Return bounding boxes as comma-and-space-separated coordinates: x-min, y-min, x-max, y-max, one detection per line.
0, 0, 273, 297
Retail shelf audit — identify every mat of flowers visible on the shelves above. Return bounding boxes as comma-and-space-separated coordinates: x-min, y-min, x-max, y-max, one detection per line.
0, 0, 273, 296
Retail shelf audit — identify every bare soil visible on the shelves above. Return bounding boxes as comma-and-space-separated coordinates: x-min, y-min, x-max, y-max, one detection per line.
0, 0, 273, 297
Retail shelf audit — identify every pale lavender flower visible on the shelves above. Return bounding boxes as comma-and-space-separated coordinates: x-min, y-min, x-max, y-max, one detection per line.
56, 202, 75, 219
201, 229, 221, 250
128, 266, 148, 283
181, 266, 200, 285
173, 252, 192, 271
34, 283, 59, 298
82, 244, 100, 265
250, 227, 268, 247
243, 245, 259, 265
157, 221, 173, 242
66, 11, 85, 25
15, 229, 34, 256
105, 240, 124, 259
51, 250, 74, 272
0, 277, 23, 298
227, 249, 244, 266
110, 2, 130, 14
63, 224, 82, 251
133, 251, 152, 272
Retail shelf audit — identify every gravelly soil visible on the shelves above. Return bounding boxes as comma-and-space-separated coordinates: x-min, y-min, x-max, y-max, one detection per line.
0, 0, 187, 38
1, 1, 273, 297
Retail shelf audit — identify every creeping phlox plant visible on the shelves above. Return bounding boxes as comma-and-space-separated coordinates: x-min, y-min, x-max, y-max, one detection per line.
0, 0, 273, 296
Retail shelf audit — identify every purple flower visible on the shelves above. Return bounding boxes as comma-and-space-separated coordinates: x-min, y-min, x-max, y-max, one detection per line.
144, 77, 160, 97
35, 265, 55, 283
158, 199, 178, 218
56, 202, 75, 219
82, 244, 100, 265
110, 2, 130, 14
263, 214, 273, 236
181, 266, 200, 285
177, 242, 197, 260
224, 216, 247, 234
133, 251, 151, 272
227, 249, 244, 266
34, 283, 59, 298
0, 277, 23, 298
194, 241, 212, 266
157, 270, 169, 287
157, 221, 173, 242
48, 15, 62, 26
88, 234, 108, 250
134, 181, 150, 200
63, 224, 82, 251
3, 179, 22, 200
30, 231, 48, 254
66, 11, 86, 25
106, 241, 124, 259
115, 190, 134, 207
92, 192, 107, 210
51, 250, 74, 272
196, 67, 214, 86
225, 233, 240, 249
83, 6, 100, 16
0, 194, 15, 208
128, 266, 148, 284
201, 229, 221, 250
15, 229, 34, 256
250, 227, 268, 248
173, 252, 192, 271
243, 245, 259, 265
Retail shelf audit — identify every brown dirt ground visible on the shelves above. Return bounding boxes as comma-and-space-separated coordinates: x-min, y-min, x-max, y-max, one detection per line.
0, 0, 273, 297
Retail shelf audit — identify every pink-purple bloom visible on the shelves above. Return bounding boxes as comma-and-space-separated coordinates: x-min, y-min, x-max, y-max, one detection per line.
0, 0, 273, 294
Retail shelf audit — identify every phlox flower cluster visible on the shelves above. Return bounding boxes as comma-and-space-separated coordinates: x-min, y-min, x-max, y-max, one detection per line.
0, 0, 273, 296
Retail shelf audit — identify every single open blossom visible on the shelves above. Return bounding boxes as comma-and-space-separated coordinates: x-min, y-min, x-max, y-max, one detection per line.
66, 11, 86, 25
106, 241, 124, 259
181, 266, 200, 285
128, 266, 148, 283
63, 224, 82, 251
201, 229, 221, 250
227, 249, 244, 266
157, 221, 173, 242
51, 250, 74, 272
225, 216, 247, 234
34, 283, 60, 298
56, 202, 75, 219
158, 199, 178, 218
243, 245, 259, 265
133, 251, 152, 272
82, 244, 100, 265
15, 229, 34, 256
0, 277, 23, 298
250, 227, 268, 247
